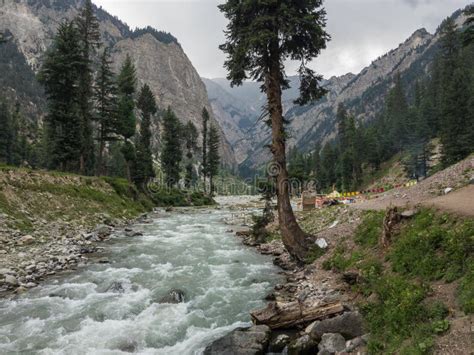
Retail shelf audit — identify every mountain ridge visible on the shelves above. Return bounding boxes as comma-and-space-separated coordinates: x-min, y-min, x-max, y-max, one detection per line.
0, 0, 237, 168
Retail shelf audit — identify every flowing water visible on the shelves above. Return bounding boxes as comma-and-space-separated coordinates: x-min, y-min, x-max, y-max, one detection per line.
0, 207, 281, 354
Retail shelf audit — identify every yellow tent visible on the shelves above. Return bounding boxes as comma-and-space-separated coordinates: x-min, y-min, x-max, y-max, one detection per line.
326, 190, 341, 198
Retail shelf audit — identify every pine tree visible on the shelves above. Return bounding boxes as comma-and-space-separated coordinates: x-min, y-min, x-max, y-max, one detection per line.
386, 74, 409, 153
184, 121, 199, 188
38, 21, 83, 172
76, 0, 101, 175
134, 84, 157, 188
219, 0, 329, 262
162, 108, 183, 187
0, 101, 14, 164
207, 124, 220, 194
117, 54, 137, 182
201, 107, 210, 192
95, 48, 118, 176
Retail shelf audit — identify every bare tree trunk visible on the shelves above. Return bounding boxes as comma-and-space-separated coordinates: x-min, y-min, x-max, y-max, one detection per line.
266, 45, 309, 262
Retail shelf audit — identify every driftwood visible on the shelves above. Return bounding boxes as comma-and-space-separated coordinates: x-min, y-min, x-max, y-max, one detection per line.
250, 299, 344, 329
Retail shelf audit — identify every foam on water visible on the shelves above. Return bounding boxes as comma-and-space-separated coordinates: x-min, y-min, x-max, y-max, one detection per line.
0, 208, 281, 354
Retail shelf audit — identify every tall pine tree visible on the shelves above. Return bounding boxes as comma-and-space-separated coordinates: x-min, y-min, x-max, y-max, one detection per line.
38, 21, 83, 172
117, 54, 137, 182
184, 121, 199, 188
134, 84, 157, 188
207, 124, 220, 194
219, 0, 330, 261
162, 108, 182, 187
201, 107, 210, 192
76, 0, 101, 175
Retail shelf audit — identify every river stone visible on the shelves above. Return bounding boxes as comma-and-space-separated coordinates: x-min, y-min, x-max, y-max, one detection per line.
309, 311, 364, 340
106, 282, 125, 293
158, 289, 186, 304
18, 235, 35, 245
288, 334, 317, 355
268, 334, 291, 353
318, 333, 346, 353
203, 325, 271, 355
4, 275, 18, 286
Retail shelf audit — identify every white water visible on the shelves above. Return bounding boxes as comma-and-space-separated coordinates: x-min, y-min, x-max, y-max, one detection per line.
0, 208, 281, 354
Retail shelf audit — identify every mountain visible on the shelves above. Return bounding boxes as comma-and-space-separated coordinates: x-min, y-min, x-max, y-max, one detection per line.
206, 9, 467, 176
0, 0, 236, 168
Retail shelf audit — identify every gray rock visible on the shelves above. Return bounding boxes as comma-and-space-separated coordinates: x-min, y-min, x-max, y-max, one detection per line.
94, 225, 111, 238
288, 334, 317, 355
158, 289, 186, 304
204, 325, 271, 355
18, 235, 35, 245
309, 312, 364, 340
268, 334, 291, 353
345, 335, 367, 352
401, 209, 417, 218
97, 257, 110, 264
0, 268, 15, 276
4, 275, 18, 286
318, 333, 346, 354
106, 282, 125, 293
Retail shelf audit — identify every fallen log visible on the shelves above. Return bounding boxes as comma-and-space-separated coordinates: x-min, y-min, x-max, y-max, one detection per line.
250, 299, 344, 329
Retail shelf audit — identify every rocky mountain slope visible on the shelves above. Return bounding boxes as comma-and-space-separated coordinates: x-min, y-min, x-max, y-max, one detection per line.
0, 0, 236, 168
207, 9, 467, 175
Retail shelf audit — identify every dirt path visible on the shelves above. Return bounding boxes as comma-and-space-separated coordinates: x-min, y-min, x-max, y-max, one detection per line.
353, 156, 474, 217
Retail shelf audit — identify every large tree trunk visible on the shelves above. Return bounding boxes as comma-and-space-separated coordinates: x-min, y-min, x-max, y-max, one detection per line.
266, 45, 309, 262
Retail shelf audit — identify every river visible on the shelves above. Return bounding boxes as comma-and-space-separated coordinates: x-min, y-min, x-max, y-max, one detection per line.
0, 205, 281, 354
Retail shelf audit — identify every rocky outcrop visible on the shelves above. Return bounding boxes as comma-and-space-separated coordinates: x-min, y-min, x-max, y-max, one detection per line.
0, 0, 236, 167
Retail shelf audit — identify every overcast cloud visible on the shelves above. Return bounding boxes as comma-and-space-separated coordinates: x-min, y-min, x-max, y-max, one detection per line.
94, 0, 471, 79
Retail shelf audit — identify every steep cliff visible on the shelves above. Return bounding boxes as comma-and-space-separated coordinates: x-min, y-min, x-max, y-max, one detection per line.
0, 0, 236, 167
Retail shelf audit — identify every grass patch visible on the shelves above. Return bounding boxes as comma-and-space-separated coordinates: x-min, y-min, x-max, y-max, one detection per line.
458, 263, 474, 314
305, 245, 326, 264
389, 210, 474, 282
354, 211, 384, 247
322, 245, 364, 271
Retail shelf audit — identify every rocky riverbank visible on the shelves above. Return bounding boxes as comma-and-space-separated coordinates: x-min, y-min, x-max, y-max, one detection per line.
208, 203, 370, 355
0, 212, 151, 296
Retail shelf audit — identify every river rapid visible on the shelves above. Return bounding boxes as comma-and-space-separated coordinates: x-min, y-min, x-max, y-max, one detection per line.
0, 205, 281, 354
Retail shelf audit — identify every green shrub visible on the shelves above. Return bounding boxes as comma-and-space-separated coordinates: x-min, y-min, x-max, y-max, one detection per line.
458, 261, 474, 314
322, 245, 364, 271
389, 210, 474, 282
354, 211, 384, 247
305, 245, 326, 264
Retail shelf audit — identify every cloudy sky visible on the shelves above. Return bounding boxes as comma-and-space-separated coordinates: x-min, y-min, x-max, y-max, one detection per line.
94, 0, 470, 79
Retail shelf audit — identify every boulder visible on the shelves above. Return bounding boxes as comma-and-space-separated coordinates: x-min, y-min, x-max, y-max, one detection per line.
345, 335, 367, 352
268, 334, 291, 353
4, 275, 18, 286
94, 225, 112, 238
309, 312, 364, 340
204, 325, 271, 355
401, 209, 417, 218
106, 282, 125, 293
317, 333, 346, 354
18, 235, 35, 245
158, 289, 186, 304
288, 334, 317, 355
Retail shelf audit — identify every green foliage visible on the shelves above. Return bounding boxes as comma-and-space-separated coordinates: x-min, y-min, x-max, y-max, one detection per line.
95, 48, 119, 176
305, 245, 325, 264
322, 245, 364, 272
458, 263, 474, 314
389, 210, 474, 282
134, 84, 157, 188
207, 124, 220, 194
354, 211, 384, 247
201, 107, 209, 190
161, 108, 183, 187
361, 275, 433, 354
38, 21, 84, 172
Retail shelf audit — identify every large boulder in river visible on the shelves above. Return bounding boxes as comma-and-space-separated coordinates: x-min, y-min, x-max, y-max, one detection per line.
158, 289, 186, 304
204, 325, 271, 355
